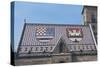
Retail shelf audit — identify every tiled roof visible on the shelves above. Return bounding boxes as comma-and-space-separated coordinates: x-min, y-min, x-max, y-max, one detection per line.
17, 23, 96, 57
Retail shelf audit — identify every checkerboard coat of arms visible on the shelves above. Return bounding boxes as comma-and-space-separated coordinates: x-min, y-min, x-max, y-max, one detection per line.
35, 26, 55, 42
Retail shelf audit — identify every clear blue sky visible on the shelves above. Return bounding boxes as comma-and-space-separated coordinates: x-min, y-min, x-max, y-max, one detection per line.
14, 1, 83, 52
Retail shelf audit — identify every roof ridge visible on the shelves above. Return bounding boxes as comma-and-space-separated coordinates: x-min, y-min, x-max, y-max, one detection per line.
25, 23, 89, 26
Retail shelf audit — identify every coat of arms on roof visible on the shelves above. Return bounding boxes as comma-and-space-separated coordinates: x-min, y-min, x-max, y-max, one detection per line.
67, 27, 83, 42
35, 26, 55, 42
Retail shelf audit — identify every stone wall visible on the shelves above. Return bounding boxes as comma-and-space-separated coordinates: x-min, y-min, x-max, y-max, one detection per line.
15, 53, 72, 65
51, 53, 72, 63
15, 54, 97, 66
15, 57, 52, 65
72, 55, 97, 62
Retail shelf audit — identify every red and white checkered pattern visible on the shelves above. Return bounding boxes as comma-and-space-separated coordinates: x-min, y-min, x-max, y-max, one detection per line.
36, 26, 46, 36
